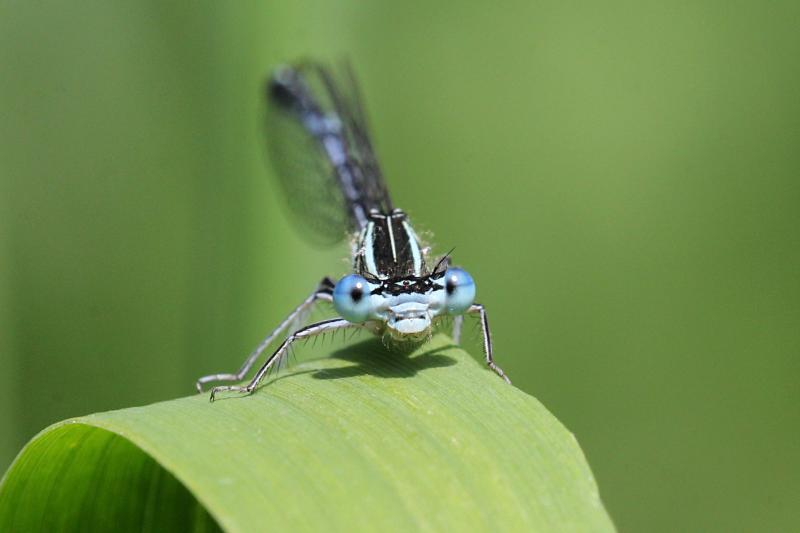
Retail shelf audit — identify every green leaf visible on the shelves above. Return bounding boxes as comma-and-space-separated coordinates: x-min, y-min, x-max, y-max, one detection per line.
0, 335, 614, 532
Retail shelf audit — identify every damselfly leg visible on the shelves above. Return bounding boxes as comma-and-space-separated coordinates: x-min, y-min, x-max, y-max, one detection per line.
196, 277, 335, 393
209, 318, 359, 401
451, 315, 464, 345
467, 304, 511, 384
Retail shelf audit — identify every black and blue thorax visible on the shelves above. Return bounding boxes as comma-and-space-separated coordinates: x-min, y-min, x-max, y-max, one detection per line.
354, 209, 427, 280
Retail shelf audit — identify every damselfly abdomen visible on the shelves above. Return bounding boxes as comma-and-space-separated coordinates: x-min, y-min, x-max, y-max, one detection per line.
197, 62, 510, 401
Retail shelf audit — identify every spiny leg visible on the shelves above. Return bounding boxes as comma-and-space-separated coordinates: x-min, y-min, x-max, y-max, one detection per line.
195, 277, 335, 393
467, 303, 511, 384
210, 318, 356, 401
452, 315, 464, 345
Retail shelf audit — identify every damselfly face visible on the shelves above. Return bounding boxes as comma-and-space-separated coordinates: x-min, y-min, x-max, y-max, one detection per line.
333, 208, 476, 344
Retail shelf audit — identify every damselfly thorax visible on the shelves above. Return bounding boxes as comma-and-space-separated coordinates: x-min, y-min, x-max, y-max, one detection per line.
197, 62, 510, 401
347, 208, 447, 347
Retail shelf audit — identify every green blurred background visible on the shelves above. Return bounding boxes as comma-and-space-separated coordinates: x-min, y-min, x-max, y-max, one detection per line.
2, 2, 798, 531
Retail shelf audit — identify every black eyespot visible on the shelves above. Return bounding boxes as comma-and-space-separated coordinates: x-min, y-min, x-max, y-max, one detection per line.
350, 285, 363, 302
446, 279, 456, 296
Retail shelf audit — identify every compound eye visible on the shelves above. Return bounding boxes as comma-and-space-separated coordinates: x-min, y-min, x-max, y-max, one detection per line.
333, 274, 373, 323
444, 268, 476, 315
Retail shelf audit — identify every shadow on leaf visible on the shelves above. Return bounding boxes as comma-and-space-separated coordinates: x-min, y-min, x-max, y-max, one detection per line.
312, 337, 457, 381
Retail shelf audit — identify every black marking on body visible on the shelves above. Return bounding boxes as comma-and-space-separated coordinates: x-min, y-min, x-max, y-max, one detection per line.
370, 274, 445, 296
356, 209, 427, 279
374, 210, 413, 278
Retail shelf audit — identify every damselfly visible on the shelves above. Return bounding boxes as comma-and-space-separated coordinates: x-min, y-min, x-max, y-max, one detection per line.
197, 62, 510, 401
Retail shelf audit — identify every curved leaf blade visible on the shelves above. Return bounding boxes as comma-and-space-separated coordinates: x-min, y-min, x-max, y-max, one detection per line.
0, 335, 614, 532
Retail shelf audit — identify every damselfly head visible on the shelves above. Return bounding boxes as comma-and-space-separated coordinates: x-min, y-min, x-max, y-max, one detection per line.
332, 266, 476, 340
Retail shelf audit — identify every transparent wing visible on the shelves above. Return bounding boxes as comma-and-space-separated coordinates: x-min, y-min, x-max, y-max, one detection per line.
318, 62, 391, 214
264, 61, 392, 244
265, 88, 350, 244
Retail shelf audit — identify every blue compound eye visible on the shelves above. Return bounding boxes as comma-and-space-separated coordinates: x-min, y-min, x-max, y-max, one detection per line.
444, 268, 476, 315
333, 274, 373, 323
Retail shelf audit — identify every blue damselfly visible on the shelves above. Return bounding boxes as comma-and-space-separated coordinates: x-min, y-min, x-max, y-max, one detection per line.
197, 62, 510, 400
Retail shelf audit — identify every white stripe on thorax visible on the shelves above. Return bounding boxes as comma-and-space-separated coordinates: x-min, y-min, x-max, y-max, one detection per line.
386, 216, 398, 263
402, 220, 423, 276
363, 222, 378, 277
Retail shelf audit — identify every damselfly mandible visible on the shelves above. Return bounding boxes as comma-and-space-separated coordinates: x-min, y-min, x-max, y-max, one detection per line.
197, 62, 510, 401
